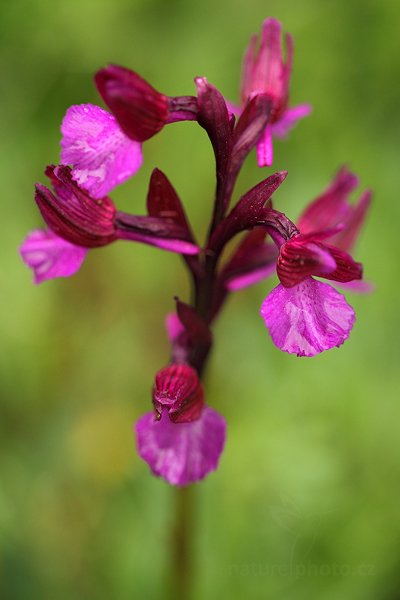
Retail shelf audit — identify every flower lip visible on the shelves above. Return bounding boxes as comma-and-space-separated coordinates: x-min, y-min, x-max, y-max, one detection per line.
153, 364, 204, 424
261, 278, 356, 356
135, 405, 226, 485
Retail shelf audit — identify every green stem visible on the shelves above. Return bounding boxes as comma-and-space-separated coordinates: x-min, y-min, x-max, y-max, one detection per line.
171, 485, 195, 600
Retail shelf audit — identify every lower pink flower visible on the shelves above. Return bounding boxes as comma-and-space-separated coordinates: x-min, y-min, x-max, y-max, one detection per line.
261, 277, 355, 357
135, 407, 226, 486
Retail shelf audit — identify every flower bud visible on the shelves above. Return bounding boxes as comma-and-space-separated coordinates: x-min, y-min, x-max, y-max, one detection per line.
95, 65, 169, 142
153, 364, 204, 424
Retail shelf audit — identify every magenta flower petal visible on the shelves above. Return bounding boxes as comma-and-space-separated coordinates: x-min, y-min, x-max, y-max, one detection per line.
335, 279, 374, 294
225, 100, 241, 117
256, 124, 273, 167
135, 407, 226, 486
61, 104, 142, 198
261, 278, 355, 356
226, 262, 276, 291
165, 313, 185, 343
20, 229, 87, 284
271, 104, 312, 138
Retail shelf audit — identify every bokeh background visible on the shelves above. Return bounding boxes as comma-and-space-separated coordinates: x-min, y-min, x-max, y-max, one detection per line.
1, 0, 399, 598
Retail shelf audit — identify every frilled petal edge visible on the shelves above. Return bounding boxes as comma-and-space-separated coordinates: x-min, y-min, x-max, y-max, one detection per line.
260, 277, 355, 356
61, 104, 142, 198
135, 407, 226, 485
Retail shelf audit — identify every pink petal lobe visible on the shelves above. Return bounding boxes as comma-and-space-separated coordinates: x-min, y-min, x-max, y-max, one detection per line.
135, 407, 226, 486
165, 313, 185, 342
224, 100, 241, 118
298, 167, 359, 235
226, 262, 276, 291
330, 190, 372, 252
20, 229, 87, 284
335, 279, 374, 294
256, 124, 273, 167
61, 104, 142, 198
271, 104, 312, 138
261, 278, 355, 356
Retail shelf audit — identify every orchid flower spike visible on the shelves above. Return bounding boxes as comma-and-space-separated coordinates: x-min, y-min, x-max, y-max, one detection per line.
20, 17, 373, 486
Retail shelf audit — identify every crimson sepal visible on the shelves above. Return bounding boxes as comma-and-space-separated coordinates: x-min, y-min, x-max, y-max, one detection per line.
35, 165, 117, 247
328, 190, 372, 253
298, 167, 359, 235
297, 167, 372, 253
277, 236, 362, 288
321, 244, 363, 283
208, 171, 288, 252
153, 364, 204, 424
146, 168, 195, 244
95, 65, 169, 142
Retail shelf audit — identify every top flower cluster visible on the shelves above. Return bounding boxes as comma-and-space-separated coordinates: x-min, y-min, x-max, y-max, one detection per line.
21, 17, 370, 358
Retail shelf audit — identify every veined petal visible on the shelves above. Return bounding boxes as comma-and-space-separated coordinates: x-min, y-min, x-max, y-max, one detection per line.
321, 244, 362, 283
271, 104, 312, 138
256, 18, 284, 99
95, 65, 169, 142
261, 278, 355, 356
35, 166, 117, 247
135, 407, 226, 486
153, 364, 204, 424
20, 229, 87, 284
277, 240, 337, 287
61, 104, 142, 198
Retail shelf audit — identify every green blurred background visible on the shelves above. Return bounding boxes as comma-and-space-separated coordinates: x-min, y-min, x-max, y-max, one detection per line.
1, 0, 399, 598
